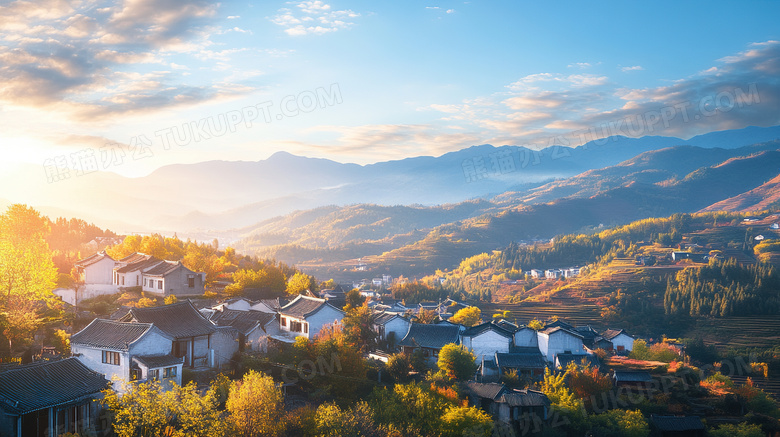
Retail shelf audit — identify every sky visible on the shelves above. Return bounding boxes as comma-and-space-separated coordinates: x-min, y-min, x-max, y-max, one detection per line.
1, 0, 779, 177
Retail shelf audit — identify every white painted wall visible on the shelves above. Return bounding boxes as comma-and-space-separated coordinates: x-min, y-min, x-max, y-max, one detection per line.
83, 257, 116, 285
464, 330, 511, 361
514, 328, 538, 347
537, 331, 584, 362
73, 345, 130, 391
210, 328, 239, 368
610, 333, 634, 352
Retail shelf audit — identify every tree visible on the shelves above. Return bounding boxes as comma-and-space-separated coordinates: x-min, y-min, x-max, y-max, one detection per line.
342, 304, 377, 352
708, 422, 764, 437
0, 205, 58, 352
449, 307, 481, 327
437, 343, 477, 381
286, 272, 318, 295
386, 353, 412, 383
565, 361, 612, 405
527, 319, 544, 331
314, 402, 388, 437
439, 406, 493, 437
102, 380, 227, 437
589, 409, 650, 437
414, 307, 438, 324
345, 288, 365, 309
227, 370, 285, 437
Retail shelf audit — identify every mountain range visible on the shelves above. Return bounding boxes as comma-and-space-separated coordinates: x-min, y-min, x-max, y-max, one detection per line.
3, 124, 780, 237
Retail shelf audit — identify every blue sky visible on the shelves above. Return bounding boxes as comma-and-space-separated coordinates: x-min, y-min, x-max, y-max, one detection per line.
1, 0, 779, 176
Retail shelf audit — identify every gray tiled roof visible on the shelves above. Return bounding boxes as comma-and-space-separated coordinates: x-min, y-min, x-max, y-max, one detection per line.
461, 322, 514, 339
495, 352, 547, 369
121, 301, 216, 338
601, 328, 631, 340
464, 381, 507, 400
280, 295, 343, 319
497, 389, 550, 407
115, 255, 163, 273
373, 312, 401, 325
0, 358, 108, 415
143, 261, 186, 276
71, 319, 155, 351
649, 415, 705, 431
75, 251, 114, 268
398, 323, 460, 349
556, 353, 600, 369
132, 354, 184, 369
539, 326, 584, 338
210, 309, 276, 334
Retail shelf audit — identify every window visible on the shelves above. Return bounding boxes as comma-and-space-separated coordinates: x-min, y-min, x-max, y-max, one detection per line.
131, 367, 142, 381
149, 369, 159, 380
163, 367, 177, 378
281, 317, 286, 327
304, 323, 308, 334
136, 276, 139, 286
144, 278, 147, 287
290, 320, 302, 332
158, 280, 163, 290
188, 275, 195, 288
102, 351, 120, 365
121, 276, 125, 285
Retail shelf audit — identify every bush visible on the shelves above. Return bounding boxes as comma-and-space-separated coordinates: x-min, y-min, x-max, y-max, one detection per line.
708, 422, 764, 437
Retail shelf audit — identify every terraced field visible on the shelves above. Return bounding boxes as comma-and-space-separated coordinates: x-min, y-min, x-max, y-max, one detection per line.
479, 301, 603, 327
688, 316, 780, 349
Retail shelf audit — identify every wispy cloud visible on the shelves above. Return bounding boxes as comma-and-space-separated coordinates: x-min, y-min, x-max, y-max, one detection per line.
621, 65, 644, 72
0, 0, 253, 121
271, 1, 360, 36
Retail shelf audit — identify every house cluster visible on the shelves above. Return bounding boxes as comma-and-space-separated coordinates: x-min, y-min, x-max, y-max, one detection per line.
56, 251, 207, 305
527, 267, 583, 280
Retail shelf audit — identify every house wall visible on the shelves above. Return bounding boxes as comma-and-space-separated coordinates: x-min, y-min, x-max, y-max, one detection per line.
611, 334, 634, 352
209, 329, 238, 368
72, 346, 130, 391
249, 302, 276, 313
133, 360, 183, 388
142, 276, 165, 295
84, 258, 116, 285
307, 305, 344, 338
464, 331, 511, 361
159, 266, 205, 297
384, 318, 411, 345
537, 332, 584, 362
192, 335, 211, 367
226, 300, 252, 311
116, 270, 143, 288
514, 328, 538, 348
247, 321, 281, 352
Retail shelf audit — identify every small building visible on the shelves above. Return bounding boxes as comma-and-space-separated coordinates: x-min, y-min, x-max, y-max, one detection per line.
372, 312, 411, 350
73, 251, 119, 300
113, 253, 163, 288
398, 323, 461, 363
613, 370, 653, 388
771, 223, 779, 230
495, 350, 548, 379
71, 318, 183, 391
208, 309, 279, 352
461, 322, 514, 362
141, 260, 206, 297
464, 381, 550, 425
671, 252, 708, 263
278, 295, 345, 339
0, 358, 109, 437
118, 301, 220, 368
536, 327, 584, 362
545, 269, 562, 279
529, 269, 543, 279
649, 415, 705, 437
554, 353, 600, 370
601, 329, 635, 353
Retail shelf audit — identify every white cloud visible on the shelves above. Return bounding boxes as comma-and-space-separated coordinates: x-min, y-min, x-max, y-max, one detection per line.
567, 62, 592, 69
621, 65, 644, 72
271, 1, 360, 36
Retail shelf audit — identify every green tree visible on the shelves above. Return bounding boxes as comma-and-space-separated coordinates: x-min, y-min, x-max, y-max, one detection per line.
342, 304, 377, 352
708, 422, 764, 437
527, 319, 544, 331
386, 353, 412, 383
345, 288, 365, 309
437, 343, 477, 381
449, 306, 481, 327
314, 402, 388, 437
0, 205, 58, 352
286, 272, 318, 295
414, 307, 438, 324
439, 405, 493, 437
227, 370, 285, 437
589, 409, 650, 437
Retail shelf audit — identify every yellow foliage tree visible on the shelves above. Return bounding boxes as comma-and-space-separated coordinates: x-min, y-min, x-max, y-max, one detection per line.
227, 370, 285, 437
449, 307, 481, 327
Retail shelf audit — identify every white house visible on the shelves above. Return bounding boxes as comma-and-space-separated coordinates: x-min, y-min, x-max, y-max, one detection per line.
536, 327, 584, 362
71, 319, 183, 392
529, 269, 544, 279
771, 223, 779, 230
601, 329, 635, 353
72, 251, 119, 300
460, 322, 514, 362
113, 253, 162, 288
278, 295, 345, 339
141, 261, 206, 297
545, 269, 563, 280
208, 309, 280, 353
513, 326, 539, 348
119, 302, 224, 368
399, 323, 461, 364
372, 312, 411, 350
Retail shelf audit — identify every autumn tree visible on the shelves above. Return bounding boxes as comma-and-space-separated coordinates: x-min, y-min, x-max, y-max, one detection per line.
344, 288, 365, 309
226, 267, 286, 297
437, 343, 477, 381
414, 307, 438, 324
227, 370, 285, 437
565, 361, 612, 405
342, 304, 377, 352
0, 205, 58, 352
439, 405, 493, 437
286, 272, 318, 295
449, 306, 481, 327
527, 319, 544, 331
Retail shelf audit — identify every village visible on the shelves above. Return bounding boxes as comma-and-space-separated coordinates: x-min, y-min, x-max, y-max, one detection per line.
0, 249, 730, 437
